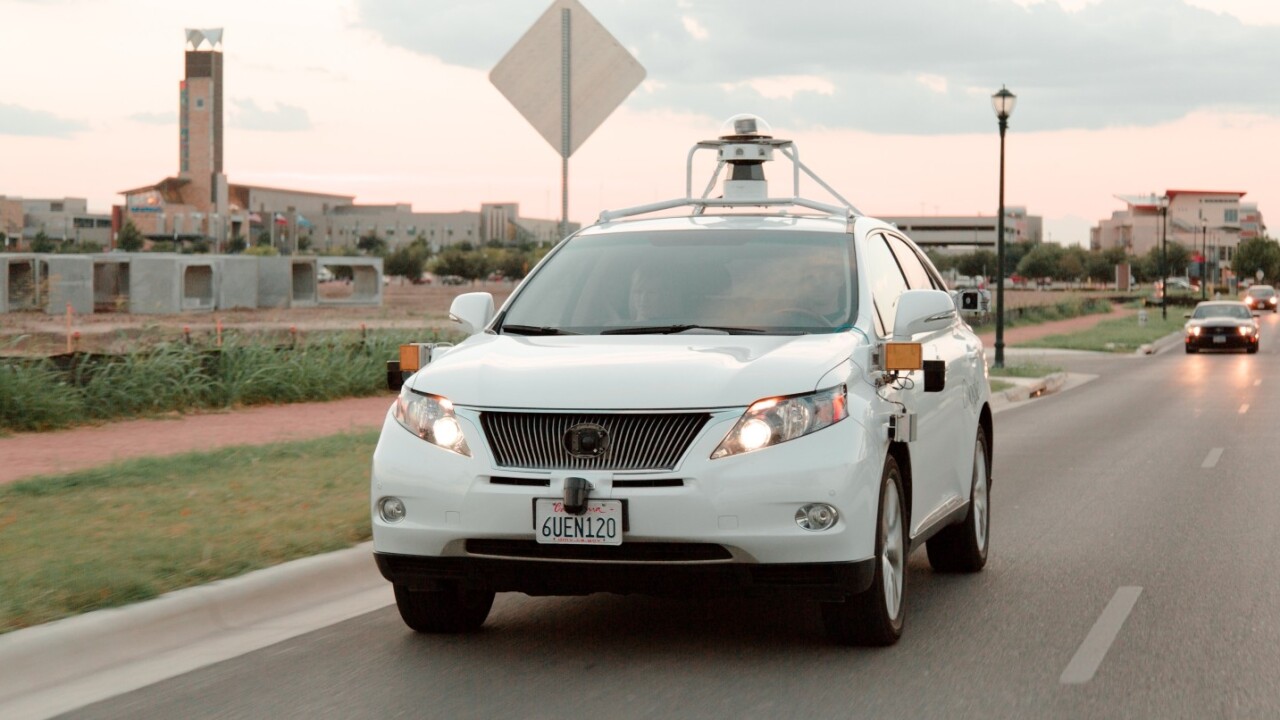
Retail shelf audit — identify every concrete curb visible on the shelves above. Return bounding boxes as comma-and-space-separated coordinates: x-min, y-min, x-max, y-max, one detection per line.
1137, 330, 1185, 355
0, 541, 381, 706
995, 372, 1068, 403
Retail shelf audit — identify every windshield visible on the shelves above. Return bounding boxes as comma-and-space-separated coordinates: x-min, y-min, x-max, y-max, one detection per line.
1192, 304, 1251, 320
1248, 286, 1274, 297
499, 229, 857, 335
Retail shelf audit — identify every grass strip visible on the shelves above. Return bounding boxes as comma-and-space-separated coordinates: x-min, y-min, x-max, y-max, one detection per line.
1, 328, 451, 433
1015, 311, 1185, 353
989, 380, 1014, 394
989, 363, 1064, 378
0, 430, 378, 634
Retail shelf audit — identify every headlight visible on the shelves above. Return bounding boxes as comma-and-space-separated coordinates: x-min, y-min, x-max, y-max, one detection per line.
1239, 326, 1254, 336
393, 386, 472, 456
1188, 326, 1201, 336
712, 385, 848, 459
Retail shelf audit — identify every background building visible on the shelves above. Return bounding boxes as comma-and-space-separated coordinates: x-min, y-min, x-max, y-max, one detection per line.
0, 196, 112, 249
117, 28, 573, 253
879, 206, 1041, 252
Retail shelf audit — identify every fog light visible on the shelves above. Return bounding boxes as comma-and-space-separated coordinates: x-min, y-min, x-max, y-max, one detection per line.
796, 503, 839, 531
379, 497, 407, 523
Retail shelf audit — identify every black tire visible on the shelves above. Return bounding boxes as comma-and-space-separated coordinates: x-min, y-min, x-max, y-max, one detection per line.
1185, 345, 1198, 354
393, 582, 495, 634
926, 426, 991, 573
822, 455, 907, 647
1247, 345, 1259, 354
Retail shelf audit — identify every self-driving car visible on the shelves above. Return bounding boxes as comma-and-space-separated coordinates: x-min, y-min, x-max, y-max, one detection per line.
372, 116, 993, 646
1184, 301, 1260, 353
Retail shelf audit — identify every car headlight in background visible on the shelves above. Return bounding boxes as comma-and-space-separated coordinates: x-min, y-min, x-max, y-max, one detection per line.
712, 385, 848, 459
1239, 326, 1256, 336
393, 386, 472, 456
1188, 326, 1202, 337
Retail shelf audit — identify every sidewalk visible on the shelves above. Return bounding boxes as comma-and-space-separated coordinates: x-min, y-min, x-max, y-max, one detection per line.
0, 395, 392, 485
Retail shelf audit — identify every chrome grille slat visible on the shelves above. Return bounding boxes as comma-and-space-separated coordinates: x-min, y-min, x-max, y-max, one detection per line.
480, 412, 711, 471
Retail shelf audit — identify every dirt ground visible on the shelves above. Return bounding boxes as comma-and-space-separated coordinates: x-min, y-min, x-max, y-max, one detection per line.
0, 280, 518, 355
0, 302, 1141, 486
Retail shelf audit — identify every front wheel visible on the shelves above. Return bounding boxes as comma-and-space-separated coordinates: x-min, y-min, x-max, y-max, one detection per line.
1185, 345, 1198, 354
821, 455, 907, 646
394, 582, 495, 634
926, 426, 991, 573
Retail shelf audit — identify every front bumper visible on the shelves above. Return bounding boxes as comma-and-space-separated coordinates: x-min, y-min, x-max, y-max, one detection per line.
375, 551, 876, 601
1186, 331, 1258, 350
371, 405, 884, 596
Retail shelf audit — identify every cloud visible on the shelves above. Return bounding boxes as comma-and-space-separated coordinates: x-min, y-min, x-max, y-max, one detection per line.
0, 103, 87, 138
230, 99, 312, 132
354, 0, 1280, 135
721, 75, 837, 101
129, 111, 176, 125
681, 15, 709, 40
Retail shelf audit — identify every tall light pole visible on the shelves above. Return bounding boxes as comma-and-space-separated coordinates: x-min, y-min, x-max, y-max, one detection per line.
991, 85, 1016, 368
1201, 217, 1208, 300
1160, 195, 1168, 320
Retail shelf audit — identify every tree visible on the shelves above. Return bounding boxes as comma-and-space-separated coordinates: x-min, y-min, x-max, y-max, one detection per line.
1055, 246, 1087, 282
117, 220, 145, 252
955, 250, 997, 280
431, 249, 491, 281
357, 232, 387, 256
385, 245, 427, 283
1015, 243, 1063, 280
228, 235, 248, 254
31, 230, 56, 253
1233, 236, 1280, 284
255, 230, 272, 247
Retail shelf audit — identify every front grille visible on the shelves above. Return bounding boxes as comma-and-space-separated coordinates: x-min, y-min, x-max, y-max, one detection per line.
464, 539, 732, 562
480, 412, 710, 471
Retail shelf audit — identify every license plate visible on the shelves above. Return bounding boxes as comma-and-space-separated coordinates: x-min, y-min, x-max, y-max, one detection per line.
534, 499, 624, 545
1213, 335, 1226, 343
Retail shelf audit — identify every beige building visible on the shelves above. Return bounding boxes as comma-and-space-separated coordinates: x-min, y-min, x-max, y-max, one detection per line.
879, 206, 1041, 252
1092, 190, 1265, 284
0, 196, 112, 248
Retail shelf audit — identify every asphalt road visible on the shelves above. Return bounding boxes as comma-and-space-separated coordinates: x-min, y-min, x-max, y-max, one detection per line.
63, 313, 1280, 720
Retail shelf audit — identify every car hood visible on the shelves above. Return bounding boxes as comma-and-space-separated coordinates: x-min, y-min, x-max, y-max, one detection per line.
409, 333, 860, 410
1186, 317, 1255, 328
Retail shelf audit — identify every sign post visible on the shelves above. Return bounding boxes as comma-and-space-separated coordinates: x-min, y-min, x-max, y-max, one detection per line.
491, 0, 645, 241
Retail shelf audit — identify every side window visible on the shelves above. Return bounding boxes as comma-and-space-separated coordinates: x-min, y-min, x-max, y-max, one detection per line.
864, 233, 910, 337
885, 234, 935, 291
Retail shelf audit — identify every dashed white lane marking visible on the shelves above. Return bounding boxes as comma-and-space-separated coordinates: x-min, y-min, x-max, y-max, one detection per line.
1202, 448, 1224, 468
1239, 404, 1250, 414
1060, 586, 1143, 685
1255, 379, 1263, 387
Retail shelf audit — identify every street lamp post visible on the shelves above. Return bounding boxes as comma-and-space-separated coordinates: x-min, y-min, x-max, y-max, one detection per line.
991, 85, 1016, 368
1201, 217, 1208, 300
1160, 196, 1168, 320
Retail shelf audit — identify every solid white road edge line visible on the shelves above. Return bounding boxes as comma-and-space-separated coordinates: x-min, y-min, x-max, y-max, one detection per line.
1239, 404, 1250, 414
1059, 586, 1143, 685
1202, 448, 1224, 469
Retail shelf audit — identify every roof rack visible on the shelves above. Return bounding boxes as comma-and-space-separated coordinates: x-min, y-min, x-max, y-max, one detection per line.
598, 115, 862, 224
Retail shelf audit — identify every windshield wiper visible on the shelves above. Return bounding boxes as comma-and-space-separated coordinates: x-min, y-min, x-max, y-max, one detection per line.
601, 324, 770, 335
501, 325, 579, 336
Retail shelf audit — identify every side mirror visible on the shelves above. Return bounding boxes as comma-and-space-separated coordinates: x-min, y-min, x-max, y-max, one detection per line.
892, 289, 956, 342
449, 292, 495, 336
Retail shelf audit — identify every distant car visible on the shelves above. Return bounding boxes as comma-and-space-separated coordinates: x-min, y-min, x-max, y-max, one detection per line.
1184, 301, 1259, 354
441, 275, 466, 286
1243, 284, 1278, 313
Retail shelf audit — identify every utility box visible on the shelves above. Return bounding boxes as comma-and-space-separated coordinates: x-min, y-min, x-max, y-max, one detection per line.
40, 255, 94, 315
0, 254, 40, 313
92, 254, 132, 312
129, 255, 218, 314
317, 256, 384, 306
216, 255, 259, 310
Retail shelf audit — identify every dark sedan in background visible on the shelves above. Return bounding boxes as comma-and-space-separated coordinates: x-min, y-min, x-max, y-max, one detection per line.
1185, 301, 1260, 354
1244, 284, 1278, 313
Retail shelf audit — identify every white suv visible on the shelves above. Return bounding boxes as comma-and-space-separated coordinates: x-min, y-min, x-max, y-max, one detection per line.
372, 116, 993, 646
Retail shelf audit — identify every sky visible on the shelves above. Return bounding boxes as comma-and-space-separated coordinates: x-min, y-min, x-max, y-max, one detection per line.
4, 0, 1280, 247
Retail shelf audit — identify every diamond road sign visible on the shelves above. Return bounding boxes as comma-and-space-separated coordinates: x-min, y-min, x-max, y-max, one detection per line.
490, 0, 645, 157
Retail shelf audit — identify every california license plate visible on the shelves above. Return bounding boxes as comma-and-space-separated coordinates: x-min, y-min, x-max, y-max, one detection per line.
534, 499, 624, 545
1213, 335, 1227, 343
